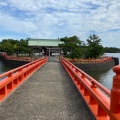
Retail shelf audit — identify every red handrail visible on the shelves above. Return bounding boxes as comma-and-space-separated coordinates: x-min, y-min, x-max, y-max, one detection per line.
60, 56, 120, 120
0, 53, 36, 62
63, 58, 111, 96
68, 56, 112, 63
0, 57, 47, 102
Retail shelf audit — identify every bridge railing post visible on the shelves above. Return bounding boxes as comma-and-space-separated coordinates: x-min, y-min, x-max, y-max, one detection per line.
110, 65, 120, 120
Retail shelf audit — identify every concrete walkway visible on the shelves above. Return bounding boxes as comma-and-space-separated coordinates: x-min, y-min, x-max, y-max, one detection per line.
0, 58, 95, 120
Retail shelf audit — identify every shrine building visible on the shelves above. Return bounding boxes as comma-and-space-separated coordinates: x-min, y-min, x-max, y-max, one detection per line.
28, 38, 63, 56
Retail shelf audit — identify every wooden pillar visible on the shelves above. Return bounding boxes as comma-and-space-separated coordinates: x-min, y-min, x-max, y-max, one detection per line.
49, 49, 50, 57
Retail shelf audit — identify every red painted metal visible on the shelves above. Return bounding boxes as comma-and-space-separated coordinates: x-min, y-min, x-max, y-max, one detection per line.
0, 57, 47, 102
0, 53, 36, 62
110, 65, 120, 120
60, 56, 120, 120
68, 56, 112, 63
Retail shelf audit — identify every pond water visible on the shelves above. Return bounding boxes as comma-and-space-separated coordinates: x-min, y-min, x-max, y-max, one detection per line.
86, 53, 120, 90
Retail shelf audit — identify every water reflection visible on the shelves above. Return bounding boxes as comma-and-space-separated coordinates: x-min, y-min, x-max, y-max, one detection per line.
86, 68, 115, 90
0, 60, 15, 74
86, 53, 120, 90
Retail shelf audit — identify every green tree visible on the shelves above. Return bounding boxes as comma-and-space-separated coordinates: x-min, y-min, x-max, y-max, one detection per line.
0, 39, 17, 55
17, 39, 30, 55
86, 34, 104, 58
0, 39, 31, 56
59, 36, 82, 59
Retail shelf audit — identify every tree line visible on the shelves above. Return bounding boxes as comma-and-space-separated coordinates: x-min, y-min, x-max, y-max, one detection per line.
59, 34, 104, 59
0, 34, 119, 59
59, 34, 120, 59
0, 38, 31, 56
104, 47, 120, 53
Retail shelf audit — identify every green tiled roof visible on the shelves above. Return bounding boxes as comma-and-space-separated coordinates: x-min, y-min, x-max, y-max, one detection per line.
28, 38, 63, 47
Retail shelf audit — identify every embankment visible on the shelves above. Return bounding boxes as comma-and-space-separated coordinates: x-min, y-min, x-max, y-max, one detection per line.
74, 58, 118, 72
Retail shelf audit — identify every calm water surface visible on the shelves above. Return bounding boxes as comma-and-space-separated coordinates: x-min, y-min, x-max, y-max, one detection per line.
0, 60, 16, 74
0, 60, 17, 81
86, 53, 120, 90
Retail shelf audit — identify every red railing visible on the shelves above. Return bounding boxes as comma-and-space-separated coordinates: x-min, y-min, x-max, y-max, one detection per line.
60, 56, 120, 120
0, 53, 37, 62
68, 56, 112, 63
0, 57, 47, 102
6, 56, 35, 62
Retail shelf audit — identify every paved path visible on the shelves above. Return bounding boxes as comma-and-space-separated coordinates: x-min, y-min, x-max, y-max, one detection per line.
0, 58, 95, 120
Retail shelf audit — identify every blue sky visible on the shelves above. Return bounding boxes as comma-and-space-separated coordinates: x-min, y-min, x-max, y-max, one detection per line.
0, 0, 120, 47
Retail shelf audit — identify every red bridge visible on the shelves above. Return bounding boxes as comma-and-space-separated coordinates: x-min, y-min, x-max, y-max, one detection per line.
0, 56, 120, 120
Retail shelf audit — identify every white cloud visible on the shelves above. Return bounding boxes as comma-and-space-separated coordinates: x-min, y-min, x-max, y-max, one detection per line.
0, 1, 8, 6
0, 11, 37, 34
0, 0, 119, 47
99, 30, 120, 47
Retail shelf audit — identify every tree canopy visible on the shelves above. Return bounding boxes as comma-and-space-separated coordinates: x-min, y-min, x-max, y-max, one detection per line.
104, 47, 120, 53
59, 34, 105, 59
0, 39, 31, 56
59, 36, 82, 59
0, 34, 116, 59
86, 34, 104, 58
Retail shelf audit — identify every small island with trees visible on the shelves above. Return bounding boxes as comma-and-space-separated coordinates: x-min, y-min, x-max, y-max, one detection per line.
0, 34, 120, 59
0, 34, 119, 69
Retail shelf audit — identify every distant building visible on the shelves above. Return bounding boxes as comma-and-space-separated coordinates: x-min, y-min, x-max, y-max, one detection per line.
28, 38, 63, 57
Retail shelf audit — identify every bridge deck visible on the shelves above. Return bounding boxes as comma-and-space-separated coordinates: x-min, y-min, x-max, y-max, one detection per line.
0, 57, 95, 120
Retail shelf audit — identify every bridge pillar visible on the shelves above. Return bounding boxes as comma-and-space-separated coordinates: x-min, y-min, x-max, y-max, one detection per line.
110, 65, 120, 120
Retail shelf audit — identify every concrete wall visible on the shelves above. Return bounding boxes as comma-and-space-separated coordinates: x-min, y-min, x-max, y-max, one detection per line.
74, 59, 116, 72
112, 57, 119, 65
